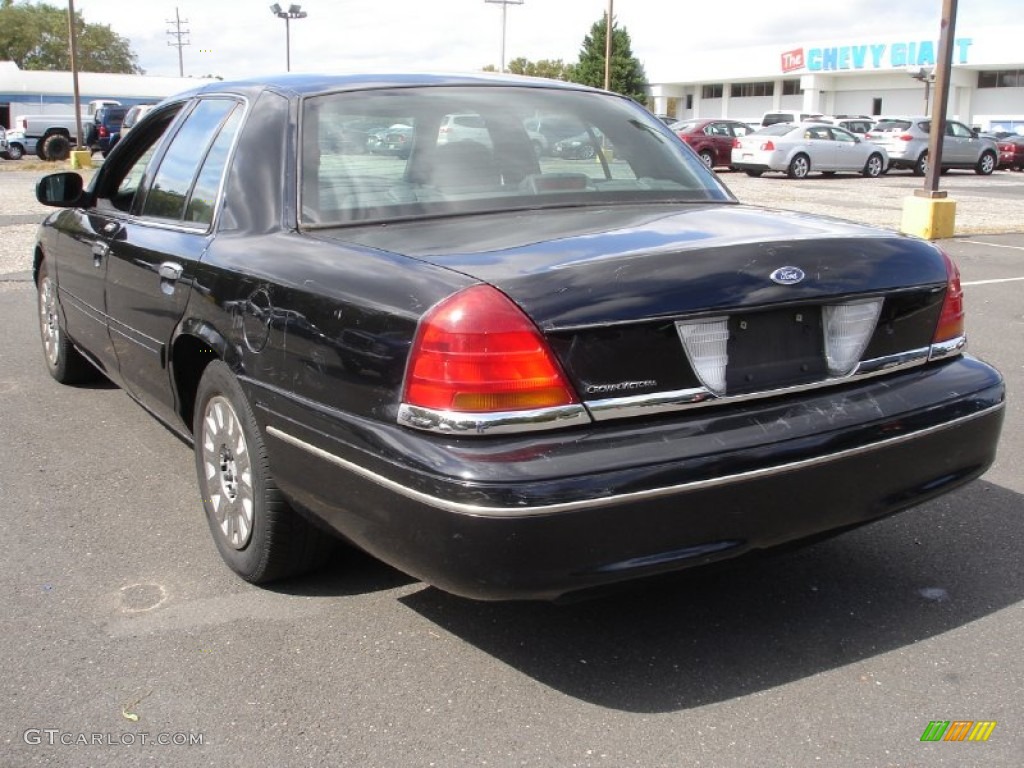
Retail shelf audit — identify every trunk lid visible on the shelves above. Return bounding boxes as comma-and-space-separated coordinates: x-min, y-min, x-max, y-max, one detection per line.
315, 204, 949, 405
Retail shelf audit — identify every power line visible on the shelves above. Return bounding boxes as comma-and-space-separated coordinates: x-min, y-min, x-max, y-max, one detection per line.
166, 7, 190, 77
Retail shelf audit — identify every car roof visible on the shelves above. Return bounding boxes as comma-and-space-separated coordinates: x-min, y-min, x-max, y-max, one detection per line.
177, 72, 603, 101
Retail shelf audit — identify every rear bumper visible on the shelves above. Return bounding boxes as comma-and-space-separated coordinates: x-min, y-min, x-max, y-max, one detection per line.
255, 356, 1004, 600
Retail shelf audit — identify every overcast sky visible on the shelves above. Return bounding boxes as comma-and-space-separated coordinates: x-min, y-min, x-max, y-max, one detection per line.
73, 0, 1008, 82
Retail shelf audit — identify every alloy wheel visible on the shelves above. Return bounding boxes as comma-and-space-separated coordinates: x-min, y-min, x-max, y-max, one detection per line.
39, 276, 60, 367
201, 395, 255, 550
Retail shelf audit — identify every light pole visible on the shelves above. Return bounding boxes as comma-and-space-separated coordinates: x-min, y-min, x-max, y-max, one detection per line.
484, 0, 523, 73
270, 4, 307, 72
909, 66, 936, 113
604, 0, 613, 91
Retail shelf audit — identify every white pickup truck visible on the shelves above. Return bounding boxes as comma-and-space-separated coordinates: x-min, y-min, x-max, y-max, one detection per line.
13, 99, 120, 160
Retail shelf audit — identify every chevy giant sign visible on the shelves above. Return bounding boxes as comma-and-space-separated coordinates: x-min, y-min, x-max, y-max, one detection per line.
781, 38, 973, 73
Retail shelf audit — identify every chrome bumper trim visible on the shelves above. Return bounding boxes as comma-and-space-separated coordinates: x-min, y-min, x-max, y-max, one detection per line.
267, 402, 1002, 518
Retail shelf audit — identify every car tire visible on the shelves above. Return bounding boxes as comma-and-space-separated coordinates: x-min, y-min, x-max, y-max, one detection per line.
6, 143, 24, 161
862, 153, 884, 178
787, 154, 810, 179
36, 259, 96, 385
975, 152, 996, 175
194, 361, 335, 584
41, 133, 71, 162
698, 150, 714, 169
744, 169, 764, 177
913, 152, 928, 176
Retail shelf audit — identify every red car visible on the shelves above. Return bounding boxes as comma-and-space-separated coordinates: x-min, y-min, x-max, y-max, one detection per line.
997, 137, 1024, 170
672, 118, 754, 169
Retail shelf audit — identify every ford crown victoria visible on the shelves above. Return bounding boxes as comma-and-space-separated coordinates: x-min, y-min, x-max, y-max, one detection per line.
33, 74, 1004, 599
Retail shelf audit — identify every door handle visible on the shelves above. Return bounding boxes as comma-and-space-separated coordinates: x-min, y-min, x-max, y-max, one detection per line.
158, 261, 184, 296
158, 262, 184, 281
91, 241, 109, 267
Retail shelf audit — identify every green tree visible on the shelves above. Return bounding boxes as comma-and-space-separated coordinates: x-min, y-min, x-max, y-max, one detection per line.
570, 15, 647, 103
483, 58, 574, 81
0, 0, 142, 74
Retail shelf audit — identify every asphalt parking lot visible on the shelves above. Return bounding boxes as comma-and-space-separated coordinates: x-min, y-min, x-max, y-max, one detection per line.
1, 163, 1022, 767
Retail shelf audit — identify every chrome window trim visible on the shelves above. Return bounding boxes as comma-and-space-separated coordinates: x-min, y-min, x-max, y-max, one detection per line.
267, 401, 1002, 518
397, 402, 591, 435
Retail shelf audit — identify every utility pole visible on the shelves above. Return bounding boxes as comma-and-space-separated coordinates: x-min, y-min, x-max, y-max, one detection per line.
166, 7, 190, 77
68, 0, 84, 149
484, 0, 523, 73
604, 0, 613, 91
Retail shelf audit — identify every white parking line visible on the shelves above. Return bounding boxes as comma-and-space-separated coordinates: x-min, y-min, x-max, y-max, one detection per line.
957, 239, 1024, 251
963, 277, 1024, 286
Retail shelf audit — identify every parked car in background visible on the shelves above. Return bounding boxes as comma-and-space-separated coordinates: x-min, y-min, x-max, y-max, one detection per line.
523, 114, 583, 155
31, 73, 1003, 601
865, 117, 998, 175
671, 118, 754, 169
550, 128, 606, 160
761, 111, 827, 127
85, 104, 129, 156
832, 116, 875, 135
0, 125, 7, 157
732, 122, 888, 178
0, 128, 36, 160
996, 136, 1024, 170
107, 103, 156, 153
365, 122, 414, 157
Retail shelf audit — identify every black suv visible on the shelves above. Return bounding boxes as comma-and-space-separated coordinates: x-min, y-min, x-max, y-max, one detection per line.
86, 106, 128, 156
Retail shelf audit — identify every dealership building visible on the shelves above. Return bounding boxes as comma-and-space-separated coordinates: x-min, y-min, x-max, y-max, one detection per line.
648, 26, 1024, 132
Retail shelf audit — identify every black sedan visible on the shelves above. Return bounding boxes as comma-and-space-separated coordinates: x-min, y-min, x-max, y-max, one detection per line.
33, 73, 1004, 600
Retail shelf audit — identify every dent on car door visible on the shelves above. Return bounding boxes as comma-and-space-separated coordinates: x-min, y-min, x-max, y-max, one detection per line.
104, 99, 245, 427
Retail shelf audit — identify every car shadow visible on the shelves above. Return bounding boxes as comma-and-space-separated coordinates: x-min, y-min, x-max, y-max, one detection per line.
396, 480, 1024, 713
270, 544, 417, 598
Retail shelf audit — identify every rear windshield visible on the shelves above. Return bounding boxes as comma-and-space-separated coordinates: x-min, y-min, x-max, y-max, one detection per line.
755, 124, 796, 136
300, 86, 730, 227
872, 119, 914, 133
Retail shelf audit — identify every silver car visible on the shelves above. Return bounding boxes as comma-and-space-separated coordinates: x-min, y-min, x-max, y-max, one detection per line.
866, 117, 999, 175
0, 129, 36, 160
731, 122, 888, 179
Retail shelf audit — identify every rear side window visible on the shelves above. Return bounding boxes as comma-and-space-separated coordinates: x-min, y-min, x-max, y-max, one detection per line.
873, 120, 912, 132
142, 99, 238, 222
185, 107, 244, 225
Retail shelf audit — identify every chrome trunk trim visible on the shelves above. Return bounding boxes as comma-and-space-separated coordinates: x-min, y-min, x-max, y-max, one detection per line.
397, 402, 591, 435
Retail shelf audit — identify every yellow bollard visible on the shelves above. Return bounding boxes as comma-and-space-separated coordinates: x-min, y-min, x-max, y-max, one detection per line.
69, 150, 93, 170
899, 194, 956, 240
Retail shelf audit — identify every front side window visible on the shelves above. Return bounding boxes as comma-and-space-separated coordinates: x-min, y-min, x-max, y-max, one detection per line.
96, 105, 184, 213
142, 99, 238, 222
947, 121, 973, 138
301, 86, 730, 227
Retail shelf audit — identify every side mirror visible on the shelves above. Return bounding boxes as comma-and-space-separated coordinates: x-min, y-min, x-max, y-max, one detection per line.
36, 172, 84, 207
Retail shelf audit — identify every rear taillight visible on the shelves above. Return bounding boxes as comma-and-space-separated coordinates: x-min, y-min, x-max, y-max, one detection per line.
760, 140, 775, 151
732, 138, 741, 148
98, 125, 108, 138
933, 250, 964, 343
403, 285, 578, 413
898, 133, 914, 142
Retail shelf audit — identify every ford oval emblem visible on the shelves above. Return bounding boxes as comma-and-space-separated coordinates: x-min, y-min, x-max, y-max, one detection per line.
770, 266, 806, 285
